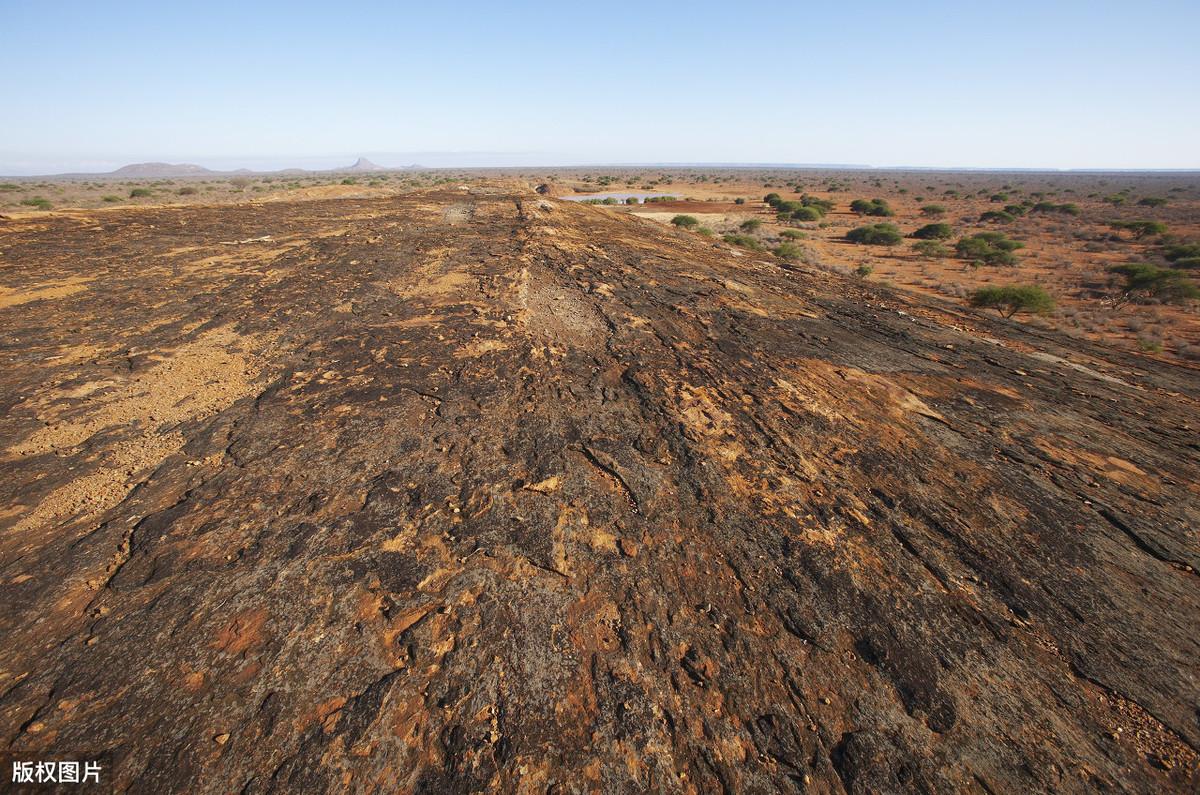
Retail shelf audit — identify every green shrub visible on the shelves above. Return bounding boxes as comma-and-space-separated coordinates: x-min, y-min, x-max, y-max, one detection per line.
1030, 201, 1080, 215
1137, 197, 1167, 207
176, 186, 198, 196
734, 197, 746, 205
1003, 203, 1029, 217
341, 177, 358, 185
847, 223, 902, 245
849, 198, 894, 217
697, 226, 714, 237
955, 232, 1023, 266
779, 229, 806, 240
739, 219, 763, 232
1109, 220, 1167, 239
671, 214, 699, 229
969, 285, 1055, 318
763, 193, 782, 206
101, 195, 121, 203
920, 204, 946, 217
625, 197, 640, 205
129, 188, 152, 198
790, 206, 822, 222
1109, 263, 1199, 307
979, 210, 1016, 223
912, 223, 953, 240
1163, 243, 1200, 262
20, 197, 52, 209
773, 243, 803, 260
855, 264, 874, 278
913, 240, 950, 257
723, 233, 765, 251
800, 195, 834, 214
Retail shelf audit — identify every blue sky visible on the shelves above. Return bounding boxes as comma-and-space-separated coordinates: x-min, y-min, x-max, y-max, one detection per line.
2, 0, 1197, 174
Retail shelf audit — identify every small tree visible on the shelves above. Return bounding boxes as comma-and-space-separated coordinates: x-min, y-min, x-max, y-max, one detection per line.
920, 204, 946, 217
850, 198, 894, 217
790, 206, 822, 221
969, 285, 1055, 318
847, 223, 902, 245
1108, 264, 1200, 308
671, 215, 699, 229
763, 193, 782, 206
979, 210, 1015, 223
1109, 220, 1167, 240
912, 222, 953, 240
625, 197, 640, 205
723, 233, 765, 251
955, 232, 1023, 266
913, 240, 950, 258
129, 188, 152, 198
773, 243, 803, 261
734, 197, 746, 205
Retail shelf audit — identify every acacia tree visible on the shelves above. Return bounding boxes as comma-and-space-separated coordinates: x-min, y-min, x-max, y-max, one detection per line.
1108, 264, 1199, 308
1109, 220, 1167, 240
969, 285, 1055, 318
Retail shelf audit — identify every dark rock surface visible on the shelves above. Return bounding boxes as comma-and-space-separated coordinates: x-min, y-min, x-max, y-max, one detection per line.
1, 185, 1197, 792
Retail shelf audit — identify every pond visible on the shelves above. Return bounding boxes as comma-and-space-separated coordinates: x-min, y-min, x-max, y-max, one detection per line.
559, 192, 676, 204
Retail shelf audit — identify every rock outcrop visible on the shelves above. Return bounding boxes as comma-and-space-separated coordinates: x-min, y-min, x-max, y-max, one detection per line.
0, 186, 1196, 792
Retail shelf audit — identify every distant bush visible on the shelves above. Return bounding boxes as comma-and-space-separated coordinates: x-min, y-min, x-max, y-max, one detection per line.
697, 226, 714, 237
625, 197, 640, 205
855, 264, 874, 278
913, 240, 950, 257
849, 198, 894, 217
20, 197, 52, 209
969, 285, 1055, 318
920, 204, 946, 217
912, 222, 953, 240
1109, 263, 1199, 307
979, 210, 1016, 223
341, 177, 358, 185
739, 219, 763, 232
773, 243, 803, 260
129, 188, 152, 198
1137, 197, 1167, 207
1003, 203, 1030, 217
779, 229, 806, 240
847, 223, 902, 245
800, 195, 834, 215
642, 195, 677, 203
955, 232, 1023, 266
790, 206, 822, 222
723, 233, 765, 251
176, 186, 198, 196
1162, 243, 1200, 268
0, 183, 20, 191
101, 195, 121, 203
734, 197, 746, 205
763, 193, 782, 206
1030, 201, 1080, 215
671, 214, 699, 229
1109, 220, 1167, 240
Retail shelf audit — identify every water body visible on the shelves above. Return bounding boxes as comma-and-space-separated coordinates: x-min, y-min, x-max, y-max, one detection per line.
559, 192, 675, 204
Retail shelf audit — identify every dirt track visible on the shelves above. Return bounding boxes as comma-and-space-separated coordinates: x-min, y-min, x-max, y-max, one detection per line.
1, 185, 1197, 792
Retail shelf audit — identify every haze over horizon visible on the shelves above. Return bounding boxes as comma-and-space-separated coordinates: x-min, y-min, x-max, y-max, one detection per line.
3, 0, 1198, 175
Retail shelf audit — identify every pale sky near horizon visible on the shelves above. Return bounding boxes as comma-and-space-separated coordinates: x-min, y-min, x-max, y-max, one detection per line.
2, 0, 1198, 175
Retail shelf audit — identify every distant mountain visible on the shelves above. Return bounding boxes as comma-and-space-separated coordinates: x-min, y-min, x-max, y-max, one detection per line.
22, 157, 425, 179
108, 162, 215, 178
343, 157, 384, 172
